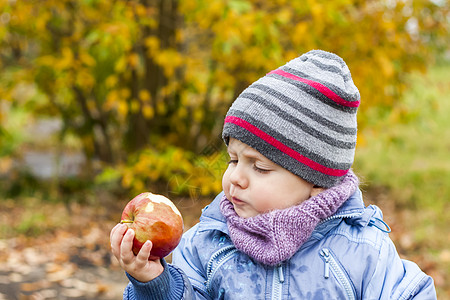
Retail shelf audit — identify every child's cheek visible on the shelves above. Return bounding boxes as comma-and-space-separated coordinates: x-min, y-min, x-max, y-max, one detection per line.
250, 194, 271, 214
222, 170, 231, 196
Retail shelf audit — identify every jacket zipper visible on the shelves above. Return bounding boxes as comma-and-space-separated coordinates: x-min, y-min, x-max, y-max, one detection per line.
205, 245, 238, 293
271, 264, 284, 300
318, 212, 363, 226
319, 248, 355, 300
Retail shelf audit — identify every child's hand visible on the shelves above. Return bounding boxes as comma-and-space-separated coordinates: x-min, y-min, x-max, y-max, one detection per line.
110, 223, 164, 283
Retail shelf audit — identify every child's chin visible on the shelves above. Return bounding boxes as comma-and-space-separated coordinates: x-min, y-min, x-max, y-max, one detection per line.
234, 207, 258, 219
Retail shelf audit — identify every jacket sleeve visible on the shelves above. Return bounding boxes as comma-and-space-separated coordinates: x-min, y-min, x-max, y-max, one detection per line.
122, 224, 212, 300
122, 259, 194, 300
364, 235, 437, 300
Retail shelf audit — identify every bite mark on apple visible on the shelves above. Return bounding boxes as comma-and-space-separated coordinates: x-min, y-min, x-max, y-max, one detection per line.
145, 202, 154, 213
146, 193, 182, 217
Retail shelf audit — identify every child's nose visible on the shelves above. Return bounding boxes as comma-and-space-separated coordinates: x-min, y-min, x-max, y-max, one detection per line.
229, 164, 248, 189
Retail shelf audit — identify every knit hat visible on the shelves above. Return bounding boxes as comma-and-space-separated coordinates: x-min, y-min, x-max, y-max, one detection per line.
222, 50, 360, 188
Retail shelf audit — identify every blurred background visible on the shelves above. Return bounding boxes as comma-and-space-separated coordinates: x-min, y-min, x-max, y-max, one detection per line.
0, 0, 449, 298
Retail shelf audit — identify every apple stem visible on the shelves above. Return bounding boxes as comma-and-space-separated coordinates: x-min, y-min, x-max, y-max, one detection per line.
120, 220, 134, 223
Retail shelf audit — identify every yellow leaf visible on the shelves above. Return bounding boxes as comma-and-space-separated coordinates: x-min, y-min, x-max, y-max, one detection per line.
292, 22, 308, 46
308, 0, 323, 20
142, 104, 154, 119
356, 132, 367, 148
139, 89, 151, 102
36, 55, 56, 67
120, 88, 131, 99
118, 100, 128, 116
133, 180, 144, 192
56, 47, 74, 69
105, 75, 118, 88
128, 53, 139, 68
122, 170, 133, 188
155, 49, 183, 77
177, 107, 188, 119
130, 99, 140, 113
144, 36, 160, 53
104, 90, 119, 111
376, 54, 395, 78
156, 101, 167, 114
36, 11, 50, 32
193, 109, 204, 122
134, 3, 147, 17
76, 70, 95, 90
277, 9, 292, 24
115, 56, 127, 73
80, 52, 96, 67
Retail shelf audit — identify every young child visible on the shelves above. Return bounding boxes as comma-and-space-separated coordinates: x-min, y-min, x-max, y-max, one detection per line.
110, 50, 437, 299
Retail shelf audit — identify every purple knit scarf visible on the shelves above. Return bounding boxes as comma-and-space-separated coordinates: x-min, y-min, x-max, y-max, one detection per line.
220, 170, 359, 266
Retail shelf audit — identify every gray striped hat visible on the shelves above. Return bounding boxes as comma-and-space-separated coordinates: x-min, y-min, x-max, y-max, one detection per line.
222, 50, 360, 188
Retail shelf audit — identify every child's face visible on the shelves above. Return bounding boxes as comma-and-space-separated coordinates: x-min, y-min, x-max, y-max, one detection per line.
222, 138, 317, 218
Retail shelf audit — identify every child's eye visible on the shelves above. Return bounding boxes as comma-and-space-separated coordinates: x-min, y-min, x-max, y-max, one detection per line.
228, 159, 238, 165
253, 165, 270, 174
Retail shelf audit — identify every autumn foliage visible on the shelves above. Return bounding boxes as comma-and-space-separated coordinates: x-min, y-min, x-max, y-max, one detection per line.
0, 0, 448, 195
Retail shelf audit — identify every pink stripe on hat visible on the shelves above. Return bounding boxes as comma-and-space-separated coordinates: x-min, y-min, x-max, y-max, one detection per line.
268, 69, 360, 108
225, 115, 349, 177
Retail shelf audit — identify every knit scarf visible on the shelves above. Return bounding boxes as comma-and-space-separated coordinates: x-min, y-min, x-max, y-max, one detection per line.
220, 170, 359, 266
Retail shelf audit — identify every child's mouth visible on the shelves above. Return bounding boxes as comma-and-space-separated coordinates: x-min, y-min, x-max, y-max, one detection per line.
231, 197, 245, 205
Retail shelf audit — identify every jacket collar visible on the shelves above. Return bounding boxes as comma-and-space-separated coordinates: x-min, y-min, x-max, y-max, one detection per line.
198, 192, 229, 234
198, 189, 366, 236
304, 189, 366, 246
325, 188, 365, 219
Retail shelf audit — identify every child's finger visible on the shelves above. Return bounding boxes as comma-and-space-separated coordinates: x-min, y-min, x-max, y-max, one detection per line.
110, 223, 124, 244
135, 240, 152, 266
120, 228, 135, 264
110, 224, 127, 255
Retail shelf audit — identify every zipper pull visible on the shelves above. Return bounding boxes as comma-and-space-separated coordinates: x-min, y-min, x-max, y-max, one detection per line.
218, 288, 225, 300
320, 249, 330, 279
369, 217, 392, 233
278, 265, 285, 283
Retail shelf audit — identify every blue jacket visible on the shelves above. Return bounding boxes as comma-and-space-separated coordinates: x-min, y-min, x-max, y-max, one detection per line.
124, 190, 436, 299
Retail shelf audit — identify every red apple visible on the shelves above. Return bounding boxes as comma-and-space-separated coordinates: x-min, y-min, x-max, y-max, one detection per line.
120, 192, 183, 260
